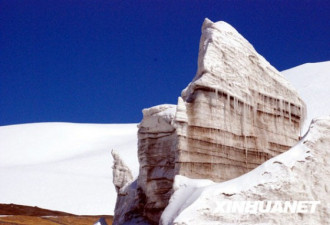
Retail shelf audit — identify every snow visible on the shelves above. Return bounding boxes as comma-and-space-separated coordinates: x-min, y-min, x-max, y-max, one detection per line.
161, 176, 215, 225
283, 61, 330, 134
0, 122, 138, 215
161, 141, 309, 224
161, 116, 329, 225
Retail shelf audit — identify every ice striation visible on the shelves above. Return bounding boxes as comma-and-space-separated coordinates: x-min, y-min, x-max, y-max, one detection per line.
112, 150, 133, 193
113, 19, 306, 224
112, 150, 145, 225
161, 116, 330, 225
137, 104, 177, 223
112, 105, 177, 225
175, 18, 305, 183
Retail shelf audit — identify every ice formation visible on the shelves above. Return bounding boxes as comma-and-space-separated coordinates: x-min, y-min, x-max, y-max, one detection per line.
112, 150, 133, 193
112, 19, 305, 224
161, 116, 330, 225
175, 18, 305, 182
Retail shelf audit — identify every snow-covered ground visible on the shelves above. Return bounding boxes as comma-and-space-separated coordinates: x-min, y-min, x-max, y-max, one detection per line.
0, 123, 138, 215
0, 61, 328, 216
283, 61, 330, 134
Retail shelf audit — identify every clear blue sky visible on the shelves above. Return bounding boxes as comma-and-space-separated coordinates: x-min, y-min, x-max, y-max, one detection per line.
1, 0, 329, 126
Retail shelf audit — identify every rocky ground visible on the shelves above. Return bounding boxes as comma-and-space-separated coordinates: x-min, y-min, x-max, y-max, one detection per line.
0, 204, 113, 225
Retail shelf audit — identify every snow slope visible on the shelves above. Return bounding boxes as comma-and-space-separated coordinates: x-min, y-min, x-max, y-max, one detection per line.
0, 122, 138, 215
283, 61, 330, 134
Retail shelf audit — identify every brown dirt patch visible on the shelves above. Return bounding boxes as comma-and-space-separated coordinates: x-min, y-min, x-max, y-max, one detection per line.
0, 204, 113, 225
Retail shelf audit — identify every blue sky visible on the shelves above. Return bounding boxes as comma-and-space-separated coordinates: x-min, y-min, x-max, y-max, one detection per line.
1, 0, 329, 126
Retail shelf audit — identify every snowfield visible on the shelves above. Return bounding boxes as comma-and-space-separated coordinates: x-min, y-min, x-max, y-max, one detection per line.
0, 123, 138, 215
0, 61, 329, 217
282, 61, 330, 134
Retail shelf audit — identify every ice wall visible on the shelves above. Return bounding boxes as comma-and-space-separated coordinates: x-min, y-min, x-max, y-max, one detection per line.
113, 19, 305, 225
175, 18, 306, 182
137, 105, 177, 222
162, 116, 330, 225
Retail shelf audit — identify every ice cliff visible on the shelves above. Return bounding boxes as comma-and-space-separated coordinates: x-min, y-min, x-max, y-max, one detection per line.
173, 18, 305, 184
112, 19, 306, 224
161, 116, 330, 225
